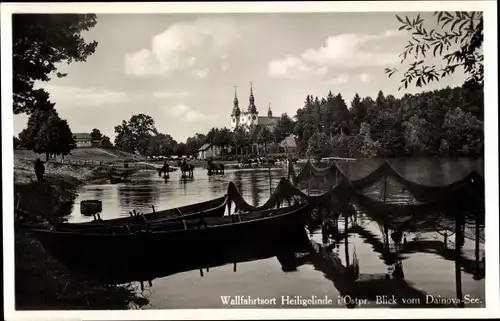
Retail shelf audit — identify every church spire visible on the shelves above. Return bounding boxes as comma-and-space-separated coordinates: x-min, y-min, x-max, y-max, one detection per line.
267, 102, 273, 117
231, 85, 240, 117
248, 81, 257, 114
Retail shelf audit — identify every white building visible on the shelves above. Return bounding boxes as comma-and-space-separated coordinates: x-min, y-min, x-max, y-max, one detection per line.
230, 83, 280, 131
198, 143, 222, 160
73, 133, 92, 148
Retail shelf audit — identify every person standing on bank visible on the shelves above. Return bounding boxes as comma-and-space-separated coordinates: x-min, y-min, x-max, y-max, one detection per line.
34, 158, 45, 182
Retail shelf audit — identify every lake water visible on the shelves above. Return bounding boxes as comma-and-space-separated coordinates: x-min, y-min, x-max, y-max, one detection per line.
66, 157, 485, 309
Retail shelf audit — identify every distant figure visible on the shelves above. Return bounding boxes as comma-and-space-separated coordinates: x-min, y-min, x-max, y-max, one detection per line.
159, 161, 170, 178
392, 260, 405, 279
391, 230, 403, 247
403, 234, 407, 245
34, 158, 45, 182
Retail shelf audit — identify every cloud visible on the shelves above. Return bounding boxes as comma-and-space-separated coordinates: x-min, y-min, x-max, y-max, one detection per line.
124, 17, 237, 77
359, 73, 372, 83
38, 84, 128, 108
328, 74, 350, 85
172, 104, 190, 117
221, 63, 229, 72
168, 104, 216, 122
195, 68, 210, 78
268, 29, 402, 79
268, 55, 328, 80
153, 91, 191, 99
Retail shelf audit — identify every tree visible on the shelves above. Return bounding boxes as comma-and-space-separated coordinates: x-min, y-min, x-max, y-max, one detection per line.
274, 113, 295, 144
249, 125, 262, 155
349, 93, 367, 134
402, 115, 427, 155
175, 142, 187, 156
206, 127, 220, 156
233, 126, 249, 155
90, 128, 103, 141
13, 14, 98, 114
217, 127, 233, 155
257, 125, 274, 153
19, 108, 76, 161
114, 114, 158, 154
128, 114, 158, 155
14, 136, 22, 149
101, 135, 113, 147
385, 12, 483, 90
114, 121, 136, 153
306, 132, 331, 161
442, 107, 483, 155
185, 133, 206, 157
359, 122, 380, 157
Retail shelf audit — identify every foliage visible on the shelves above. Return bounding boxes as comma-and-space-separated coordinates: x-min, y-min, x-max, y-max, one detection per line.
359, 122, 380, 157
19, 109, 76, 160
274, 113, 295, 143
114, 114, 158, 154
101, 135, 113, 147
385, 11, 483, 89
14, 136, 22, 149
232, 126, 250, 155
290, 81, 482, 159
306, 132, 331, 161
104, 80, 482, 160
185, 133, 207, 156
13, 14, 99, 114
90, 128, 102, 141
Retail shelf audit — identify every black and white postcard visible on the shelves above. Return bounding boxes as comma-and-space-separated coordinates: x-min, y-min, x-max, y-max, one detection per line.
2, 1, 498, 320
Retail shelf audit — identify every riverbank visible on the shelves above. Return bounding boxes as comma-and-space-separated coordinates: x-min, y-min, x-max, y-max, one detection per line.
13, 160, 149, 310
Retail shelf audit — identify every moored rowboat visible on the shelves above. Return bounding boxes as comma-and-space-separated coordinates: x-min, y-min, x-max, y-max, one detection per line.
52, 195, 228, 231
27, 202, 311, 277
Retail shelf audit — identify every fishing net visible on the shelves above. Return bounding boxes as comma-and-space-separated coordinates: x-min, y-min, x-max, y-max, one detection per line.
226, 176, 353, 213
291, 160, 484, 204
285, 159, 485, 241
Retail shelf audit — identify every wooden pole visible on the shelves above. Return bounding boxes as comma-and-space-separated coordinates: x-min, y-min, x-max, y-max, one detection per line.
268, 164, 272, 195
308, 159, 311, 196
345, 213, 350, 266
335, 163, 338, 185
455, 210, 464, 307
475, 217, 480, 274
382, 175, 389, 246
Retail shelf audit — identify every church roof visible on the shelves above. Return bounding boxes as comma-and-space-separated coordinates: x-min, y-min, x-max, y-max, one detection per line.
198, 143, 212, 151
257, 116, 278, 126
73, 133, 91, 140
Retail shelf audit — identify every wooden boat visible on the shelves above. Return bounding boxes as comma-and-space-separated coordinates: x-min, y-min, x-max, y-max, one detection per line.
81, 232, 312, 284
80, 200, 102, 216
52, 195, 228, 231
27, 202, 311, 276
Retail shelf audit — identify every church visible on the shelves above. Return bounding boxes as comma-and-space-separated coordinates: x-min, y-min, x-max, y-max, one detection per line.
230, 83, 280, 132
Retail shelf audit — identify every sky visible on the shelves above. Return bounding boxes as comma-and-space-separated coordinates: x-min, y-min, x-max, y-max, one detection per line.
13, 12, 469, 143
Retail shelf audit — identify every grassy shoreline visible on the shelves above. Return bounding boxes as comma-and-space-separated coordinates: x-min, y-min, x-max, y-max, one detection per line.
14, 159, 149, 310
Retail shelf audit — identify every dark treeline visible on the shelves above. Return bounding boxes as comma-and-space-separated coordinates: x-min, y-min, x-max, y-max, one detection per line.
16, 82, 484, 161
111, 113, 294, 158
296, 81, 483, 160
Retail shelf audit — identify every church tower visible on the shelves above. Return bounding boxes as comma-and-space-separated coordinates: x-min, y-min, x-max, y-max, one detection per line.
230, 86, 241, 130
267, 102, 273, 117
247, 82, 258, 126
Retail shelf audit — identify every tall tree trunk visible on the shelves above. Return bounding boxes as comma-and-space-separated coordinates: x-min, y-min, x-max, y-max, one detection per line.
45, 153, 49, 162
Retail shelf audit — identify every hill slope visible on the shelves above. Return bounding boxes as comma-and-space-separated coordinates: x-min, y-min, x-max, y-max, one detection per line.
14, 147, 145, 162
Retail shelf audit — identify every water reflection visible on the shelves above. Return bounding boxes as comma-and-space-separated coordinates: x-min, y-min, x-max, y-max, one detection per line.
117, 181, 160, 214
63, 158, 484, 309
